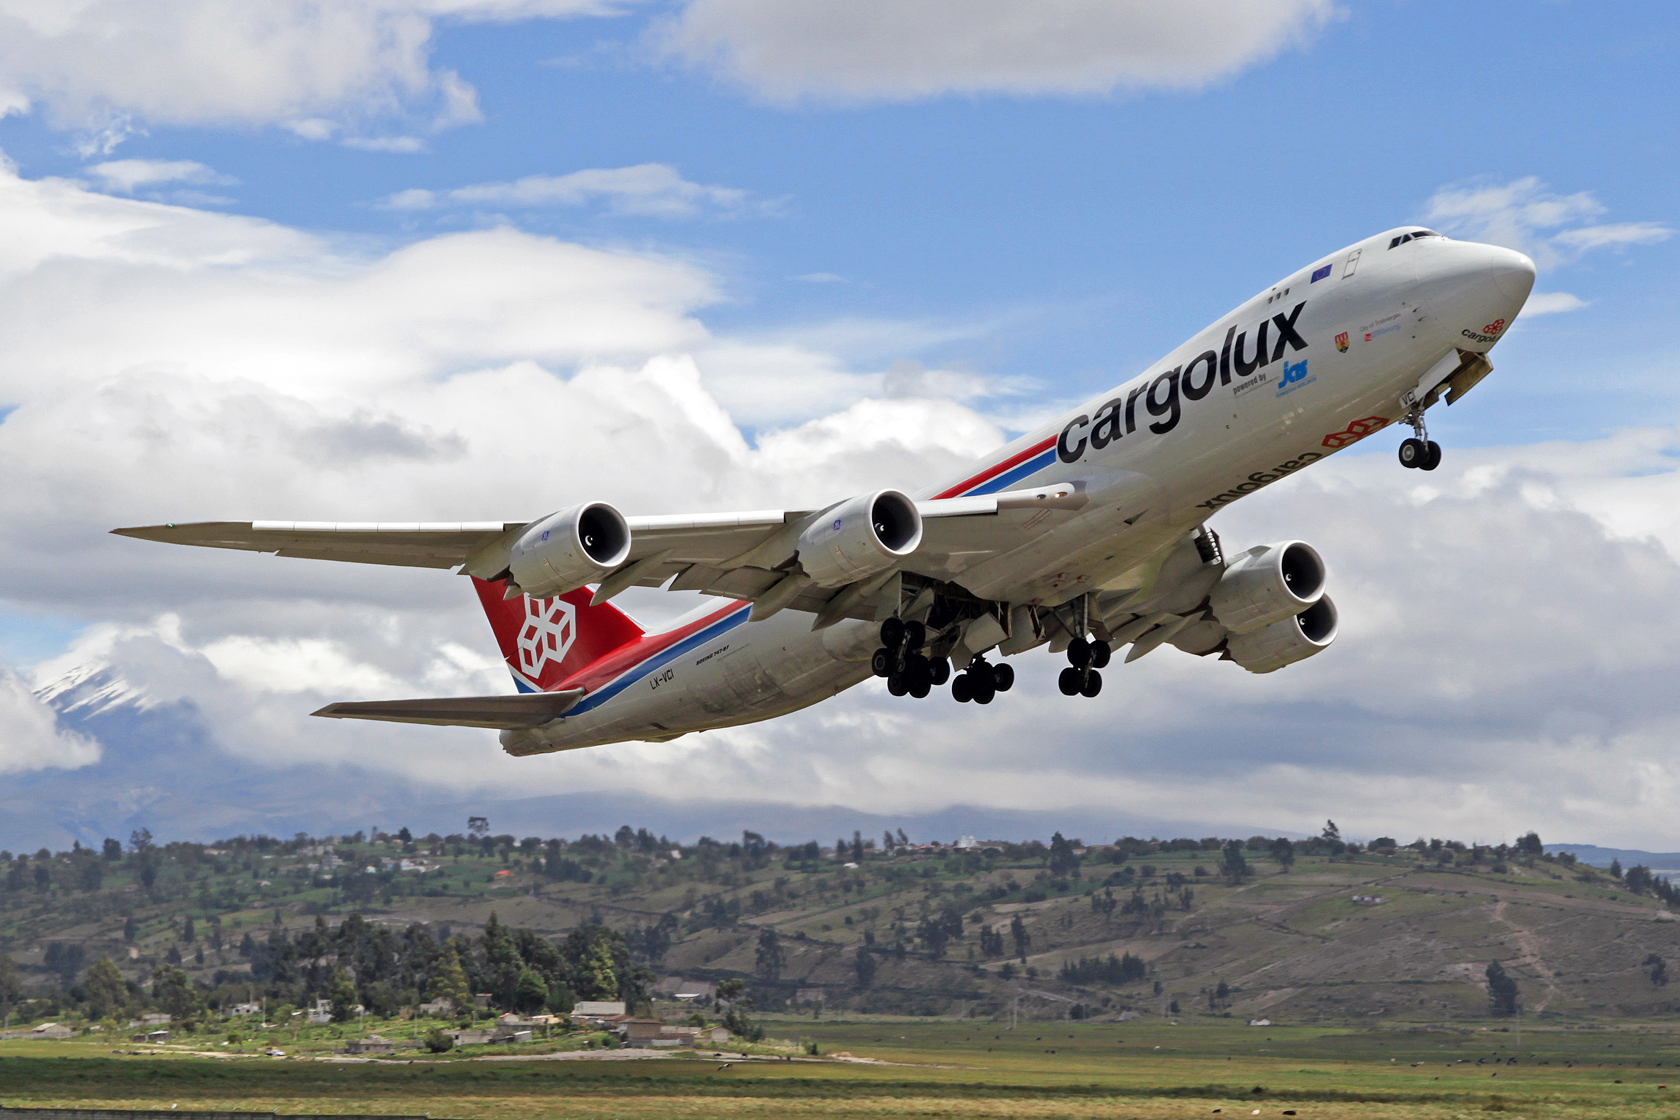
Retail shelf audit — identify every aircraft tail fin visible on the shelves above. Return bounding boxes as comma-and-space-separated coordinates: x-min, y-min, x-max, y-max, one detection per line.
472, 577, 644, 693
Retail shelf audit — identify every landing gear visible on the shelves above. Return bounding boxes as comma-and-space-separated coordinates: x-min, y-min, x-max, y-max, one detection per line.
1398, 410, 1442, 471
1059, 637, 1107, 699
951, 657, 1010, 704
875, 619, 937, 695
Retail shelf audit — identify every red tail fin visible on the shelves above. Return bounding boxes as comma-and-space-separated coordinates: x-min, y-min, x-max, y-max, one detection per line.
472, 578, 644, 693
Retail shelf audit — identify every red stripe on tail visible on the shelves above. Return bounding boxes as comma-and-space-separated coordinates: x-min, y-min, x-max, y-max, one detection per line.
472, 578, 644, 692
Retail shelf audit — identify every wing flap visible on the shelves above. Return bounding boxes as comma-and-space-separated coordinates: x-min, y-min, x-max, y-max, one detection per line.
311, 689, 585, 729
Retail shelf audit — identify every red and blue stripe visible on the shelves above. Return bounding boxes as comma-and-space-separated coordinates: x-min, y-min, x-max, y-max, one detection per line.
933, 435, 1058, 500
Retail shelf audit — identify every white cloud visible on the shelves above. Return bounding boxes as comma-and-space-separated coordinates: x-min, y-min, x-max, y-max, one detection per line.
88, 159, 236, 193
653, 0, 1334, 103
1522, 291, 1587, 316
0, 1, 616, 141
383, 163, 758, 218
0, 665, 99, 775
1423, 177, 1672, 269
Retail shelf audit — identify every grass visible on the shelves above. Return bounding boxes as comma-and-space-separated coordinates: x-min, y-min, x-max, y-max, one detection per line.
7, 1020, 1680, 1119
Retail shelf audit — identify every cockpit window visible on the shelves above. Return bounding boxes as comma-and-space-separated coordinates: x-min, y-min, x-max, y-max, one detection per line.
1389, 229, 1441, 249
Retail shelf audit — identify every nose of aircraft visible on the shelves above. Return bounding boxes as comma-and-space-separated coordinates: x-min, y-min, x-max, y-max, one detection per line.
1418, 239, 1537, 345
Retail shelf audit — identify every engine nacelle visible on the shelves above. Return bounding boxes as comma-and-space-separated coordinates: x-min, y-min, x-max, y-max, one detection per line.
508, 502, 631, 599
797, 489, 922, 588
1209, 540, 1326, 635
1225, 595, 1338, 674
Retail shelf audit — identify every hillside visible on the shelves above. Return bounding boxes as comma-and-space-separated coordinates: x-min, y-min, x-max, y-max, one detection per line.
2, 826, 1678, 1029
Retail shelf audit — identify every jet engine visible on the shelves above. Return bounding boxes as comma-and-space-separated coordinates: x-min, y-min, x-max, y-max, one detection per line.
1208, 540, 1326, 634
1225, 595, 1338, 674
797, 489, 923, 587
508, 502, 632, 599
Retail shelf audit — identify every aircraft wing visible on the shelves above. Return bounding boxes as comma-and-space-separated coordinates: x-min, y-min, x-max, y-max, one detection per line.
112, 480, 1091, 623
312, 689, 584, 728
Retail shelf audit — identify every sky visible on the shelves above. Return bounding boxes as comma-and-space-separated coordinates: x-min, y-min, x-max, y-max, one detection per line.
0, 0, 1677, 850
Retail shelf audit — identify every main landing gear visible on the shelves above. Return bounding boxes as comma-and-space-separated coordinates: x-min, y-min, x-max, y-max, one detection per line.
1397, 408, 1441, 471
1057, 636, 1109, 698
870, 618, 949, 700
951, 658, 1013, 705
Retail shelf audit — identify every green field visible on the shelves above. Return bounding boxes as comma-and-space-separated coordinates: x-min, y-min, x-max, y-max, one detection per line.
7, 1020, 1680, 1119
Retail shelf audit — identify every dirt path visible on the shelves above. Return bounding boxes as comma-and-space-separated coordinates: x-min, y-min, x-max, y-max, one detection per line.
1491, 898, 1561, 1012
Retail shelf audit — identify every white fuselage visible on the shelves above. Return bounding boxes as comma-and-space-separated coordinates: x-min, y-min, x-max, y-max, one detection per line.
501, 228, 1534, 755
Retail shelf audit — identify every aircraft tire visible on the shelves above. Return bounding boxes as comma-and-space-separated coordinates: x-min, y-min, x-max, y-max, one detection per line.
887, 674, 909, 697
1066, 637, 1092, 668
929, 657, 951, 686
972, 681, 996, 705
909, 677, 931, 699
1058, 667, 1082, 696
1089, 641, 1111, 669
1398, 438, 1426, 468
992, 663, 1015, 692
1421, 441, 1442, 471
870, 648, 894, 677
880, 617, 905, 648
903, 620, 927, 651
1079, 670, 1103, 698
952, 674, 973, 703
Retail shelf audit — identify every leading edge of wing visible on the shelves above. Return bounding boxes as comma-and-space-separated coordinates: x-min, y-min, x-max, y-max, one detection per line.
311, 689, 584, 729
112, 521, 522, 569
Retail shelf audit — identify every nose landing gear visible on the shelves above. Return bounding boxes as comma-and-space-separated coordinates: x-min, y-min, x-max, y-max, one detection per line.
1397, 409, 1441, 471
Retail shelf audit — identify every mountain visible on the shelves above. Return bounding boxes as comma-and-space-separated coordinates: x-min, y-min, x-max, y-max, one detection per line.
1547, 844, 1680, 876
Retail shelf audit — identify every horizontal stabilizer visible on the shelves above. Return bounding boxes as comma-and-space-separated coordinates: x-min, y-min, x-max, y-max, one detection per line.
311, 689, 584, 729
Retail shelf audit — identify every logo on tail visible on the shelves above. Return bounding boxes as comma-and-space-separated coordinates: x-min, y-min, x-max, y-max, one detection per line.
518, 597, 576, 678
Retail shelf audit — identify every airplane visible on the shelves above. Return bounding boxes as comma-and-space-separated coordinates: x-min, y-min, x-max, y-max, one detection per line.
116, 226, 1536, 756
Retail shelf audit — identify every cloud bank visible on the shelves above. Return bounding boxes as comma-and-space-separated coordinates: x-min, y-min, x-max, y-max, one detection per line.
655, 0, 1335, 103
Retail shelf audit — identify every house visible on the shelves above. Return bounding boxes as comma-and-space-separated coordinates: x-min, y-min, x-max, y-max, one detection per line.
140, 1012, 170, 1027
707, 1026, 730, 1044
472, 993, 492, 1009
229, 1002, 262, 1017
418, 997, 454, 1016
653, 977, 714, 1002
30, 1022, 73, 1038
1247, 1018, 1273, 1027
795, 988, 825, 1005
491, 1028, 533, 1044
620, 1019, 670, 1048
571, 1000, 627, 1022
306, 998, 333, 1025
450, 1029, 494, 1046
344, 1036, 395, 1055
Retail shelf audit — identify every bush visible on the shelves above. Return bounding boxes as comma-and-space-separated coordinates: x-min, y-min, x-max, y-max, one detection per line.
423, 1028, 454, 1053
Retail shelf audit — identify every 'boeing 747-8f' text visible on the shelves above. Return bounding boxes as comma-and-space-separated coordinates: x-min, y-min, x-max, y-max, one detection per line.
116, 228, 1535, 754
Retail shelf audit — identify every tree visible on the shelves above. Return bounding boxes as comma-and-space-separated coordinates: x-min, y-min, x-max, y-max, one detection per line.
1270, 837, 1296, 868
329, 968, 359, 1022
423, 1028, 454, 1053
84, 956, 129, 1020
583, 939, 619, 1000
754, 928, 785, 980
1486, 960, 1519, 1017
123, 915, 138, 942
1221, 840, 1251, 884
78, 859, 104, 892
182, 916, 196, 943
427, 942, 471, 1011
468, 817, 489, 840
1048, 832, 1080, 876
1010, 914, 1030, 963
854, 948, 877, 987
1321, 820, 1340, 842
1516, 831, 1543, 857
851, 832, 865, 862
151, 964, 199, 1020
514, 967, 549, 1014
1645, 954, 1668, 987
102, 837, 123, 861
1610, 858, 1623, 879
0, 952, 20, 1028
129, 828, 154, 853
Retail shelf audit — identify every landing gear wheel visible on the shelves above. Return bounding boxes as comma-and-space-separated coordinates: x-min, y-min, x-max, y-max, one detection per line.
903, 620, 927, 651
905, 655, 932, 694
991, 663, 1015, 692
870, 648, 894, 678
879, 617, 905, 648
928, 657, 951, 686
1079, 669, 1103, 698
887, 674, 908, 697
1420, 440, 1442, 471
951, 674, 974, 703
1058, 666, 1082, 696
968, 660, 995, 691
972, 680, 996, 705
1088, 641, 1112, 669
909, 676, 932, 699
1067, 637, 1092, 669
1398, 437, 1427, 469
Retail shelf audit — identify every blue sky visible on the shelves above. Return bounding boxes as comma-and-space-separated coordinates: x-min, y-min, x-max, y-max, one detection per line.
1, 1, 1679, 848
